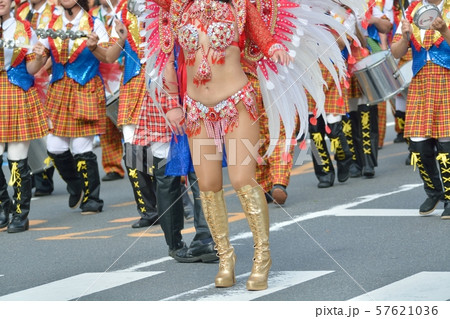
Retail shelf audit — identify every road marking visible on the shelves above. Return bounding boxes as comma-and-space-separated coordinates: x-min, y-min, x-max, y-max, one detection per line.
350, 272, 450, 301
0, 271, 163, 301
162, 271, 333, 301
334, 208, 422, 217
232, 183, 422, 242
37, 225, 130, 240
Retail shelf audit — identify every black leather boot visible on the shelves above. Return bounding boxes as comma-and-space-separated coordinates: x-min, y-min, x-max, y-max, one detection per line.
153, 156, 185, 254
48, 150, 84, 209
309, 115, 335, 188
125, 166, 159, 228
74, 151, 104, 214
409, 139, 443, 215
33, 166, 55, 196
7, 159, 32, 233
358, 104, 378, 177
0, 167, 11, 229
436, 142, 450, 220
123, 144, 158, 227
347, 111, 363, 177
328, 121, 352, 183
394, 111, 407, 143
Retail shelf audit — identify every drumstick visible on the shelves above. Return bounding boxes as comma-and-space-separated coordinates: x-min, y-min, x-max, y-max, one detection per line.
105, 0, 119, 27
399, 0, 411, 41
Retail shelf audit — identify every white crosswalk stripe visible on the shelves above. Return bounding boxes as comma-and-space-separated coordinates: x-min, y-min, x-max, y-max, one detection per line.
162, 271, 334, 301
0, 271, 163, 301
350, 272, 450, 301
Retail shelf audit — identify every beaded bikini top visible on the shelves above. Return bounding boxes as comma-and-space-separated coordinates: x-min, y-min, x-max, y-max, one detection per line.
177, 0, 239, 85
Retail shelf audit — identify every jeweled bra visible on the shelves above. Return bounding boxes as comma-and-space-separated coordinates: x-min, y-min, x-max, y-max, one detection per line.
177, 0, 238, 85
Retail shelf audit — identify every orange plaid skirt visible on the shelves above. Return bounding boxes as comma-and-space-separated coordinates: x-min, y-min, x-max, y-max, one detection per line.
0, 71, 48, 142
347, 75, 362, 99
117, 71, 146, 127
405, 62, 450, 138
45, 75, 106, 137
308, 65, 349, 115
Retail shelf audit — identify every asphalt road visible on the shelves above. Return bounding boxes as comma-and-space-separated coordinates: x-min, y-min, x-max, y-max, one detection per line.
1, 112, 450, 317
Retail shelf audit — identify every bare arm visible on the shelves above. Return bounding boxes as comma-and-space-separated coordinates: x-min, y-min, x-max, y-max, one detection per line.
368, 16, 393, 34
432, 17, 450, 45
391, 19, 411, 59
86, 21, 127, 64
150, 0, 171, 13
164, 52, 185, 135
26, 42, 49, 75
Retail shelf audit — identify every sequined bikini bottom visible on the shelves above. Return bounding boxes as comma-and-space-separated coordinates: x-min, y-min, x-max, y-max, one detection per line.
184, 82, 257, 151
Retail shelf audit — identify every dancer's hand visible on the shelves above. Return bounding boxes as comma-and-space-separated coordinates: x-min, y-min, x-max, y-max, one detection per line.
114, 19, 128, 40
401, 19, 412, 41
32, 42, 47, 62
166, 107, 185, 136
272, 49, 293, 66
431, 17, 450, 36
87, 32, 100, 52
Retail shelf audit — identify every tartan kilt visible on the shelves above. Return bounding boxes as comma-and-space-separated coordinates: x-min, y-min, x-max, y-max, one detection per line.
117, 71, 146, 127
404, 62, 450, 138
307, 65, 349, 115
133, 93, 172, 146
0, 71, 48, 142
347, 75, 362, 99
45, 75, 106, 137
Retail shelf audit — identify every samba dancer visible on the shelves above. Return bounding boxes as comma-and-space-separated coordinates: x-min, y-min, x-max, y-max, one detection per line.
39, 0, 108, 214
0, 0, 49, 232
391, 0, 450, 218
88, 3, 219, 261
145, 0, 366, 291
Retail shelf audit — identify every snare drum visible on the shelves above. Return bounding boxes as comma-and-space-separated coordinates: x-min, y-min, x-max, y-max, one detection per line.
28, 137, 52, 174
104, 75, 121, 127
353, 51, 406, 104
413, 4, 441, 30
106, 89, 120, 127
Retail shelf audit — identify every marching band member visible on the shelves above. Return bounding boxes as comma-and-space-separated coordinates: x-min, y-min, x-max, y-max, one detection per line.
366, 0, 394, 150
89, 0, 125, 183
307, 24, 353, 188
16, 0, 56, 197
391, 0, 450, 219
0, 0, 48, 232
86, 0, 161, 228
39, 0, 108, 214
346, 3, 391, 178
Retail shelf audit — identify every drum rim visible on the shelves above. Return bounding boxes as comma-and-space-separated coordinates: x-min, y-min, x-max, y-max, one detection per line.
413, 4, 440, 29
363, 86, 406, 105
353, 50, 393, 73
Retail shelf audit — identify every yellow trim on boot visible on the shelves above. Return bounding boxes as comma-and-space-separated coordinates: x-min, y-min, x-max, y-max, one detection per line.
8, 162, 19, 186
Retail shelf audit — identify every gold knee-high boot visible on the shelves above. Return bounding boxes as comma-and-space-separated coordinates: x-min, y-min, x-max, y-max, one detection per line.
200, 190, 236, 287
237, 185, 271, 291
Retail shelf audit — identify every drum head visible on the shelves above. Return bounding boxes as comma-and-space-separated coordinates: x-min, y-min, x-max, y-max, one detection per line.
413, 5, 440, 30
354, 51, 390, 70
